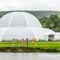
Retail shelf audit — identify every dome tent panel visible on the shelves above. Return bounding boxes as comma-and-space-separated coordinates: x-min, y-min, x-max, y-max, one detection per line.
54, 33, 60, 40
0, 14, 11, 27
30, 28, 55, 41
0, 12, 42, 28
1, 28, 37, 40
0, 28, 5, 41
1, 27, 55, 41
21, 12, 42, 27
8, 12, 27, 27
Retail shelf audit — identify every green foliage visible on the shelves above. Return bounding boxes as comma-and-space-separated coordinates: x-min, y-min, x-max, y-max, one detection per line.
38, 15, 60, 32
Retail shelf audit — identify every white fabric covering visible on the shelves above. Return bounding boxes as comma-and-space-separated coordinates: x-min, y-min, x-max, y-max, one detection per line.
0, 12, 55, 41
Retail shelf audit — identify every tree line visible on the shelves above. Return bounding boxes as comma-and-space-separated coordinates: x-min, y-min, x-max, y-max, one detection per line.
37, 15, 60, 32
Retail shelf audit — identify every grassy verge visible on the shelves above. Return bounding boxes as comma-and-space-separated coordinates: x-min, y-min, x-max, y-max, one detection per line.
0, 41, 60, 52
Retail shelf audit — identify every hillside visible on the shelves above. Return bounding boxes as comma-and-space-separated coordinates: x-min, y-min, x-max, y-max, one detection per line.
0, 11, 60, 18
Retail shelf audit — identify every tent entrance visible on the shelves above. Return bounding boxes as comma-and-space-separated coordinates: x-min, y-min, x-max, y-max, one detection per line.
48, 35, 54, 41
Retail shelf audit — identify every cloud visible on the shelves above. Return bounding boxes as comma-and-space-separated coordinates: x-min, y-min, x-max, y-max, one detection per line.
0, 0, 60, 11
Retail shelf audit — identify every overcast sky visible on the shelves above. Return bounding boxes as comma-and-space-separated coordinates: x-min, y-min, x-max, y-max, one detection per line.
0, 0, 60, 11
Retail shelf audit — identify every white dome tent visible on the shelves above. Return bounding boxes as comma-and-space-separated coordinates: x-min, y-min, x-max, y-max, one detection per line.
0, 12, 55, 41
0, 12, 42, 27
54, 32, 60, 40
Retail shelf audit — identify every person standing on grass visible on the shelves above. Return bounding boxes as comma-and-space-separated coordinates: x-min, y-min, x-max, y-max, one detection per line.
32, 38, 37, 45
22, 38, 24, 47
26, 38, 28, 46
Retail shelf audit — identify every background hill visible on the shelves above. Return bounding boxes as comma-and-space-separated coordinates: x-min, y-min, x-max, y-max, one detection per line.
0, 11, 60, 18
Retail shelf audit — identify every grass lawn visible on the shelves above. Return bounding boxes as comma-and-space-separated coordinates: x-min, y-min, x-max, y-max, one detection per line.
0, 41, 60, 50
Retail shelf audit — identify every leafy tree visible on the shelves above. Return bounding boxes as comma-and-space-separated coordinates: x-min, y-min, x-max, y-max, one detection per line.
37, 15, 60, 32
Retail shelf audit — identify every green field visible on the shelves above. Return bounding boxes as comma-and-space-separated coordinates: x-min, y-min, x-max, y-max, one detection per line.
0, 41, 60, 52
0, 41, 60, 49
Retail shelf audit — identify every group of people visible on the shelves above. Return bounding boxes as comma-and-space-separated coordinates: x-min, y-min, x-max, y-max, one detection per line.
22, 38, 37, 47
22, 38, 28, 47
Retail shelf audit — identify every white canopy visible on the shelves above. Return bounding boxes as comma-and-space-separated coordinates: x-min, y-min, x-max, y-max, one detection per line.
0, 12, 55, 41
0, 12, 42, 27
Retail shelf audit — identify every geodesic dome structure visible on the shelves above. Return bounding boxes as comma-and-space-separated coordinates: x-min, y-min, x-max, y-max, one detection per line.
0, 12, 55, 41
